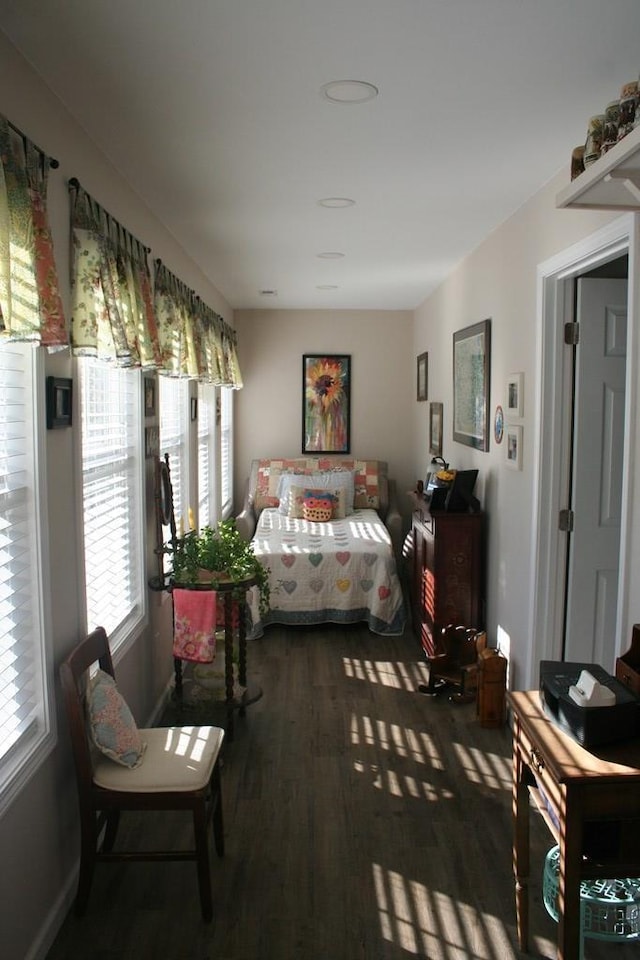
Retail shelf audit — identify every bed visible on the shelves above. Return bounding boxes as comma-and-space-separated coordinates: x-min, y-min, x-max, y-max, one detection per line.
236, 457, 406, 638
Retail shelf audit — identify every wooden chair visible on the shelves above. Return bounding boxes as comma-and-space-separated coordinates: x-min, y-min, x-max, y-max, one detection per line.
419, 624, 487, 701
59, 627, 225, 920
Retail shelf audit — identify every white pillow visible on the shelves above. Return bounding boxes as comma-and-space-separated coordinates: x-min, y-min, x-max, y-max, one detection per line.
278, 471, 355, 515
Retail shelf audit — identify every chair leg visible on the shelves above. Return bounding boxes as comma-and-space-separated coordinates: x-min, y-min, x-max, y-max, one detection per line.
212, 764, 224, 858
193, 802, 213, 921
75, 817, 98, 916
102, 810, 120, 852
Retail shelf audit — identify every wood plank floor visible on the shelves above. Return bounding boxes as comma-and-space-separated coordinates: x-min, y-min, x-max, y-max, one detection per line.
46, 622, 638, 960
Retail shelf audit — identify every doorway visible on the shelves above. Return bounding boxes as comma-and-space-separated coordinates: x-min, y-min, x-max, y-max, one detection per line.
563, 269, 627, 663
528, 215, 637, 686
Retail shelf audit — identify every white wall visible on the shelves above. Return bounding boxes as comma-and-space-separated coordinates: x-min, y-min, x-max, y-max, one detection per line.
0, 34, 234, 960
233, 309, 415, 514
412, 171, 635, 689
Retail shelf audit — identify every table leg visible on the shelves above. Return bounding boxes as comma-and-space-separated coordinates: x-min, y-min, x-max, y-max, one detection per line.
556, 788, 583, 960
238, 597, 247, 715
513, 720, 530, 952
174, 656, 183, 698
224, 593, 235, 739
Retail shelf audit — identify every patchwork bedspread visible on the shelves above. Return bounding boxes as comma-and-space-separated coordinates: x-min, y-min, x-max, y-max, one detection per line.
247, 508, 405, 637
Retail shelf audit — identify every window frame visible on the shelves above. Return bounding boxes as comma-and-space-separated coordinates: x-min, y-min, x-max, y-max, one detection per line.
0, 344, 56, 816
76, 358, 146, 660
220, 387, 234, 520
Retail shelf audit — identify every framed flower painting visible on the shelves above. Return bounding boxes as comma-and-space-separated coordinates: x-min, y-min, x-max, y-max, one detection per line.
302, 354, 351, 453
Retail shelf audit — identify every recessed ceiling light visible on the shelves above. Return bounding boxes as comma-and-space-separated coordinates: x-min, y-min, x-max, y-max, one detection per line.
321, 80, 379, 104
317, 252, 345, 259
317, 197, 356, 208
316, 284, 339, 290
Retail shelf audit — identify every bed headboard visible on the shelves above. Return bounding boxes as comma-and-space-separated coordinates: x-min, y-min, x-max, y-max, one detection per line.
247, 457, 390, 516
236, 456, 402, 561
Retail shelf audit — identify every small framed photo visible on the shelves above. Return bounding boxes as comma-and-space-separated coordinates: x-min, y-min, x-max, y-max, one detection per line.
505, 424, 523, 470
190, 396, 198, 421
144, 376, 156, 417
46, 376, 73, 429
145, 425, 160, 459
429, 402, 443, 457
506, 372, 523, 418
417, 352, 428, 401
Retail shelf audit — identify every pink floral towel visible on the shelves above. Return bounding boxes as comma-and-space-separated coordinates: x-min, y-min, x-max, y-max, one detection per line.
173, 589, 217, 663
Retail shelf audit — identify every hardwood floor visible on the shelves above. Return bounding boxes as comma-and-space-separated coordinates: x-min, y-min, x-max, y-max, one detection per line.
46, 622, 637, 960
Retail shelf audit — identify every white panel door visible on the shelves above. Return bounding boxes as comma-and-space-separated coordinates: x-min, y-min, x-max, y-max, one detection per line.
564, 278, 627, 665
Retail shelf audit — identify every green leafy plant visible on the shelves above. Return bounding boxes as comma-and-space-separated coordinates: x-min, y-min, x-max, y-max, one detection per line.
166, 519, 270, 615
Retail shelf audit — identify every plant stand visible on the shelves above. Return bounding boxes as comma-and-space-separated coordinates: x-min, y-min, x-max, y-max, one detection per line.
150, 574, 263, 740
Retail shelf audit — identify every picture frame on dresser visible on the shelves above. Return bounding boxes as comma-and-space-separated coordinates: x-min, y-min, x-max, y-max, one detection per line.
453, 319, 491, 451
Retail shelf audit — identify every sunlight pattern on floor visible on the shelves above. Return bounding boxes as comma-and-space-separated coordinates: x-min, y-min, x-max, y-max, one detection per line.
373, 863, 515, 959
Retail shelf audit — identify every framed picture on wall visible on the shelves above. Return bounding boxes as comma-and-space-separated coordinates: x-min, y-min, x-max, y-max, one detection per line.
429, 402, 443, 457
453, 319, 491, 451
417, 352, 428, 401
505, 424, 523, 470
302, 354, 351, 453
506, 372, 524, 418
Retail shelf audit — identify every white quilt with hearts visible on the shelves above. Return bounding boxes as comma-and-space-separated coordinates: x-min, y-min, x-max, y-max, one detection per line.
247, 508, 405, 637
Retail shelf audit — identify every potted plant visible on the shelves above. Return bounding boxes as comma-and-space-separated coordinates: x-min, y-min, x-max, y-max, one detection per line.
166, 518, 270, 616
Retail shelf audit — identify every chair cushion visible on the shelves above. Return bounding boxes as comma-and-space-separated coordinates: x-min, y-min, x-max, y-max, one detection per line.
92, 725, 224, 792
87, 669, 146, 768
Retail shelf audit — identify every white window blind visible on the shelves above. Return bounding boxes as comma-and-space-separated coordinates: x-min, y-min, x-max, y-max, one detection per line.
0, 342, 53, 812
159, 376, 189, 531
197, 382, 216, 529
220, 387, 233, 518
79, 359, 143, 646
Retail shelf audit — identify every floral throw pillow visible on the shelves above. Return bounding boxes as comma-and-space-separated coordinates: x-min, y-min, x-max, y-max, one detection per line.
87, 669, 146, 768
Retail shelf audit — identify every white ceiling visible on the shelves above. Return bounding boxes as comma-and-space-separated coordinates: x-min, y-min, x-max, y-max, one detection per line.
2, 0, 639, 311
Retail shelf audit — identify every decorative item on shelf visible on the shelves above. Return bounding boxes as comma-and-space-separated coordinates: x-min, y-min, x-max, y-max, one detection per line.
165, 519, 270, 617
570, 145, 585, 181
617, 80, 638, 141
583, 113, 605, 167
602, 99, 620, 153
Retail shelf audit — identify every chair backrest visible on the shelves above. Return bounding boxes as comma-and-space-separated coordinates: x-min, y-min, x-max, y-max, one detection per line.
59, 627, 114, 797
436, 624, 482, 667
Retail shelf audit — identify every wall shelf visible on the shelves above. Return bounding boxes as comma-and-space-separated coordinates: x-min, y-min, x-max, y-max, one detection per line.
556, 125, 640, 211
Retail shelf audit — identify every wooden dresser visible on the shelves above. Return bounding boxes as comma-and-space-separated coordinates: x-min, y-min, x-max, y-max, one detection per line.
409, 506, 484, 657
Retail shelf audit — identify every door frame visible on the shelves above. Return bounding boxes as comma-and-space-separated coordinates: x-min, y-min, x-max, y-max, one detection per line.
528, 213, 639, 684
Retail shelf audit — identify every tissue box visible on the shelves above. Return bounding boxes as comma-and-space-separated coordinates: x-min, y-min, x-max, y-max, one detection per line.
539, 660, 640, 748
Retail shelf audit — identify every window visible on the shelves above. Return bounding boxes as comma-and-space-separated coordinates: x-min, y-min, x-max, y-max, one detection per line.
197, 381, 217, 529
220, 387, 234, 519
0, 343, 54, 813
78, 358, 144, 651
159, 376, 189, 532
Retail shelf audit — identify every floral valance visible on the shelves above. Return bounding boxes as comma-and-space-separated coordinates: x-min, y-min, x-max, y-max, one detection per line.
68, 180, 242, 386
0, 116, 66, 346
69, 180, 160, 368
154, 261, 242, 387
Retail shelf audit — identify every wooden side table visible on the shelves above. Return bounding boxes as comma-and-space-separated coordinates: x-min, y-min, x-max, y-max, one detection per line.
164, 576, 262, 739
508, 690, 640, 960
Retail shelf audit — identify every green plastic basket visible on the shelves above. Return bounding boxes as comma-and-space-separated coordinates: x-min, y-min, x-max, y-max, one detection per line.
543, 844, 640, 946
